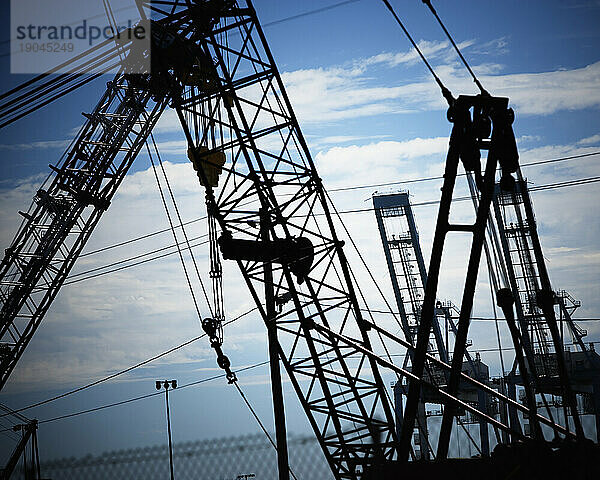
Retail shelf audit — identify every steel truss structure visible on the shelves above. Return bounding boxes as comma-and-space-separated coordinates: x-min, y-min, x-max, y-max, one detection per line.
492, 176, 600, 435
398, 94, 587, 462
0, 2, 595, 479
0, 77, 167, 389
373, 192, 445, 460
372, 193, 447, 360
165, 4, 400, 477
493, 178, 589, 360
373, 192, 493, 458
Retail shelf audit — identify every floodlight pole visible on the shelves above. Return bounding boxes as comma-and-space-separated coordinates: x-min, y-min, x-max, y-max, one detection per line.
156, 379, 177, 480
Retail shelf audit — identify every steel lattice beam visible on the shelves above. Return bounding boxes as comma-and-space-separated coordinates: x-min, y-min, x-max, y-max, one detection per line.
0, 76, 168, 389
157, 4, 399, 477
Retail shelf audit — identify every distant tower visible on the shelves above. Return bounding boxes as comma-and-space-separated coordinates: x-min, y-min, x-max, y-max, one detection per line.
372, 192, 447, 358
373, 192, 492, 457
492, 176, 600, 437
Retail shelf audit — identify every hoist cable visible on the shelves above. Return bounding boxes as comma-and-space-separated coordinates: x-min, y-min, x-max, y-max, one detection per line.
149, 133, 215, 319
146, 140, 205, 322
422, 0, 488, 95
380, 0, 453, 104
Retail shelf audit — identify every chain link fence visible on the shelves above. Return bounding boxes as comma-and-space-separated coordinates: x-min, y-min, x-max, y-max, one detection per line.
36, 433, 333, 480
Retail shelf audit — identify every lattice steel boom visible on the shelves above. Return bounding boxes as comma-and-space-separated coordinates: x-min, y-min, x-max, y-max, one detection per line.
0, 76, 167, 389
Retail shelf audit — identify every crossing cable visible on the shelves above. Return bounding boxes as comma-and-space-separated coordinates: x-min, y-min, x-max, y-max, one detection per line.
0, 58, 122, 129
67, 234, 209, 283
0, 307, 258, 419
1, 336, 588, 434
59, 172, 600, 287
381, 0, 454, 104
320, 304, 600, 323
146, 136, 214, 319
80, 217, 208, 258
262, 0, 362, 28
0, 403, 29, 424
64, 237, 210, 286
358, 308, 600, 324
329, 151, 600, 193
1, 360, 305, 479
0, 361, 269, 431
233, 382, 300, 480
422, 0, 488, 95
0, 338, 591, 429
321, 174, 600, 216
0, 421, 20, 442
0, 403, 24, 442
70, 150, 600, 261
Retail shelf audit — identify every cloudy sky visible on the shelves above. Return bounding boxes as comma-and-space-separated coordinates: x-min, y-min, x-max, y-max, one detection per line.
0, 0, 599, 463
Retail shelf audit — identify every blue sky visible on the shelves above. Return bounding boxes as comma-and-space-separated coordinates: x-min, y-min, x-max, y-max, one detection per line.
1, 0, 600, 465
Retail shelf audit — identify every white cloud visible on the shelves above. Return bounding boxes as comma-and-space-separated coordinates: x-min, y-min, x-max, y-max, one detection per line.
0, 139, 70, 150
483, 62, 600, 115
281, 66, 414, 123
154, 108, 183, 133
282, 53, 600, 125
309, 134, 391, 148
518, 135, 542, 144
470, 37, 510, 56
364, 40, 452, 67
310, 137, 451, 200
315, 137, 448, 178
578, 133, 600, 145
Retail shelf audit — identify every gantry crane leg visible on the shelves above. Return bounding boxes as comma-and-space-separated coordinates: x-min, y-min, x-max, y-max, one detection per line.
399, 94, 519, 460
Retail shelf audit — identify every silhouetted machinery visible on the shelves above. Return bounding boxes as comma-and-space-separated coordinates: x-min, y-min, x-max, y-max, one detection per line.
492, 179, 600, 435
374, 192, 494, 458
0, 2, 598, 479
373, 189, 600, 462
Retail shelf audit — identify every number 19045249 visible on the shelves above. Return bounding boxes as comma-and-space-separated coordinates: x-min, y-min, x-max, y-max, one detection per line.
20, 42, 74, 53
